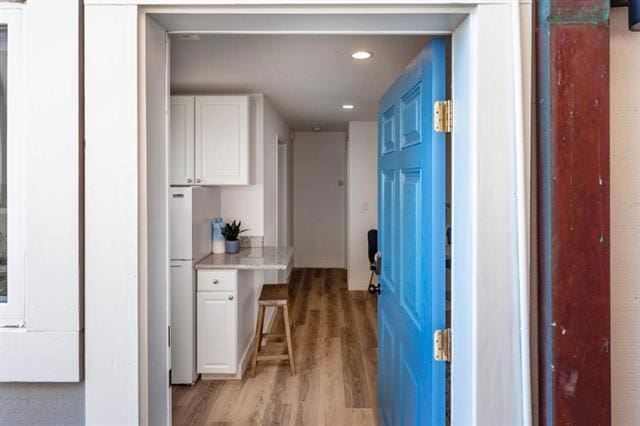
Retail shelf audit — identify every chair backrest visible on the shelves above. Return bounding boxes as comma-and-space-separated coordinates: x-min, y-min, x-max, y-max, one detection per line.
367, 229, 378, 264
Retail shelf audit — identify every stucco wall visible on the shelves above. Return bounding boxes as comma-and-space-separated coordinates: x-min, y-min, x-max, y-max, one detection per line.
0, 383, 84, 425
610, 8, 640, 426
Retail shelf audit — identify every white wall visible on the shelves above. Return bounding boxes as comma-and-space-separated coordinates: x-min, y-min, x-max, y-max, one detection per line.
263, 97, 290, 282
263, 99, 290, 243
610, 8, 640, 425
346, 122, 378, 290
293, 131, 346, 268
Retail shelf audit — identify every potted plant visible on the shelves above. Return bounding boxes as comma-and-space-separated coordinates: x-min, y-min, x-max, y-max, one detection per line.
221, 220, 248, 254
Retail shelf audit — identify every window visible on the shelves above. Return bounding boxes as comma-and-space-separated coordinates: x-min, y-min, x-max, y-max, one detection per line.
0, 25, 7, 304
0, 11, 24, 327
1, 6, 81, 382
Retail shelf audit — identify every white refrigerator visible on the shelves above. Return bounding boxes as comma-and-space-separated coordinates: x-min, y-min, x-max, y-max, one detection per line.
170, 186, 220, 385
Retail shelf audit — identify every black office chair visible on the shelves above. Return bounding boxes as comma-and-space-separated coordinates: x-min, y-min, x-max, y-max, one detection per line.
367, 229, 380, 294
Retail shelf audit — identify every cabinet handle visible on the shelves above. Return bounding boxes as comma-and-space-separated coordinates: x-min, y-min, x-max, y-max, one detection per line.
187, 179, 193, 183
195, 179, 202, 183
228, 295, 234, 301
213, 279, 219, 284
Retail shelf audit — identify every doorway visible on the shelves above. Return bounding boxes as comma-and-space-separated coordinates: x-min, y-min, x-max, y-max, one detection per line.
82, 4, 531, 425
166, 31, 448, 424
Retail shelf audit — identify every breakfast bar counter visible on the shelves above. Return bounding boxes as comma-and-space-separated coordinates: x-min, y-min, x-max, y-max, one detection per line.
194, 247, 294, 271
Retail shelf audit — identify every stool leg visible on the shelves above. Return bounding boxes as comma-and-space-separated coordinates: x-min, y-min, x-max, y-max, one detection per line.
283, 304, 296, 376
251, 305, 266, 377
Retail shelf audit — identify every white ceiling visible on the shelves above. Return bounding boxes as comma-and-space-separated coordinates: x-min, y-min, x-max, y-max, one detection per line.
170, 34, 431, 131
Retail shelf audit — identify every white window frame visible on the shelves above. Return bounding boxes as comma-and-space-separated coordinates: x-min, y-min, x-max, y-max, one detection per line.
0, 2, 82, 383
0, 7, 26, 327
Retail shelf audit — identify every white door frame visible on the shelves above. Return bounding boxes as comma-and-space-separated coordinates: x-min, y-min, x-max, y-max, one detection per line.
84, 2, 532, 425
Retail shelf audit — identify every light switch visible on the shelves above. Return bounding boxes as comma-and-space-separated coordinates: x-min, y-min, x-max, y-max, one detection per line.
362, 202, 369, 211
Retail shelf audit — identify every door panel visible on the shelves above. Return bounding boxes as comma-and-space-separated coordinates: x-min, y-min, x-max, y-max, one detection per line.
377, 38, 447, 425
400, 169, 422, 329
379, 310, 396, 426
380, 170, 397, 295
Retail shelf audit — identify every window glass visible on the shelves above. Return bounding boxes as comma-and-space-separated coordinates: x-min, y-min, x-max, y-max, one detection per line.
0, 25, 7, 303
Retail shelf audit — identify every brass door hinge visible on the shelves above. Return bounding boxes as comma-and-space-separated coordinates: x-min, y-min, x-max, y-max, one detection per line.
433, 100, 453, 133
434, 328, 452, 362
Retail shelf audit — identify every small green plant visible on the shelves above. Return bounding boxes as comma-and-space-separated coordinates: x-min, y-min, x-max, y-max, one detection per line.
221, 220, 248, 241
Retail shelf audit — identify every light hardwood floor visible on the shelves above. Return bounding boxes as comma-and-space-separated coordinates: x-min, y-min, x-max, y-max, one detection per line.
172, 268, 378, 426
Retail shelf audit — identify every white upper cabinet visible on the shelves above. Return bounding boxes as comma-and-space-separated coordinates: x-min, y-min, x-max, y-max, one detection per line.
195, 96, 250, 185
170, 96, 195, 185
170, 95, 250, 186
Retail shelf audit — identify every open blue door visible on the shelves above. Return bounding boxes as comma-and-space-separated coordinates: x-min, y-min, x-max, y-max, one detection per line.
377, 38, 447, 425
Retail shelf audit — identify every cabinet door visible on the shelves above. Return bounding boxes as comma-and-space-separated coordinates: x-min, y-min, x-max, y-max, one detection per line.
170, 96, 195, 185
195, 96, 249, 185
197, 292, 237, 374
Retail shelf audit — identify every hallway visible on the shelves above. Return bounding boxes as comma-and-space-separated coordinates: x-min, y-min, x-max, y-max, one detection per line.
172, 268, 378, 425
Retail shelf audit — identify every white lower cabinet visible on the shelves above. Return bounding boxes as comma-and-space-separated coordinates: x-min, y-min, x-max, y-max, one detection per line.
196, 269, 255, 376
197, 291, 237, 374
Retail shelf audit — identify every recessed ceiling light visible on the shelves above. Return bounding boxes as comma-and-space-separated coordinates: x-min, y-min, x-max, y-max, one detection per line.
342, 104, 355, 110
351, 51, 373, 60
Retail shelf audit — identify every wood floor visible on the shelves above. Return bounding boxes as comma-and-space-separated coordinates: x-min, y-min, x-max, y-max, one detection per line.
172, 268, 379, 426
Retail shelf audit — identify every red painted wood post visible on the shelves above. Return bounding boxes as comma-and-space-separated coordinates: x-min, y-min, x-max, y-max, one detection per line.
537, 1, 611, 424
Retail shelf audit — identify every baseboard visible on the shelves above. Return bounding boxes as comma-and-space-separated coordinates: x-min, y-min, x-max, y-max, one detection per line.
347, 280, 371, 291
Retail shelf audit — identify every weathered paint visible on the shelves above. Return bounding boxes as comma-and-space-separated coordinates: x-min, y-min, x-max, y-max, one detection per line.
537, 1, 611, 425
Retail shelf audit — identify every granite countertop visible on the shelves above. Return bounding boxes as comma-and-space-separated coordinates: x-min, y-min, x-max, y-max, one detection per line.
195, 247, 294, 270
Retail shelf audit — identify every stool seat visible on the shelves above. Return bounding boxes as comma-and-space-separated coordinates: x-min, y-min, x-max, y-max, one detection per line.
258, 284, 289, 305
251, 283, 296, 376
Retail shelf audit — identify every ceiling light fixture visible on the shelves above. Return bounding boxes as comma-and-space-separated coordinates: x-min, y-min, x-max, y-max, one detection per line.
342, 104, 355, 110
351, 51, 373, 60
313, 126, 322, 132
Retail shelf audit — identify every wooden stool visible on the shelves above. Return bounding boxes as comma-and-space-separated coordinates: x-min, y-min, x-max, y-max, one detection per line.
251, 284, 296, 376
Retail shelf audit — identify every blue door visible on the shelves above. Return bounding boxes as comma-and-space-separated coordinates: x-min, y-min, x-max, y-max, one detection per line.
377, 39, 447, 425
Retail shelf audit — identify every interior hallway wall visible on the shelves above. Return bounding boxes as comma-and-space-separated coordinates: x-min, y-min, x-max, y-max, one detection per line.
293, 131, 346, 268
263, 97, 290, 283
346, 122, 378, 290
610, 8, 640, 425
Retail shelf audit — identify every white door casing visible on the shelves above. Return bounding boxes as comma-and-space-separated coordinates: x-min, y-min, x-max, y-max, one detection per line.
84, 2, 532, 425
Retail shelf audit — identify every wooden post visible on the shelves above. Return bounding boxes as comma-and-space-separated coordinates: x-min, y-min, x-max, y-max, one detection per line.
536, 1, 611, 424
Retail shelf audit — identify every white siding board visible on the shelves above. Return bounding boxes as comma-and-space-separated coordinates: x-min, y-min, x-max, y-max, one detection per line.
84, 5, 141, 424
